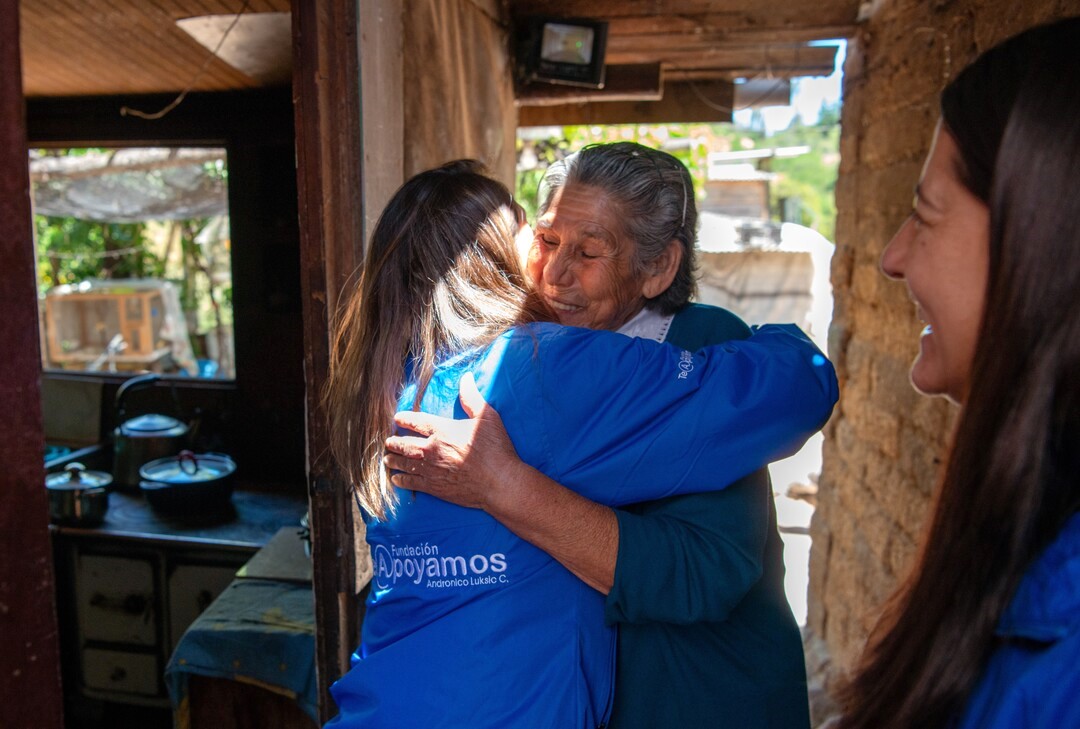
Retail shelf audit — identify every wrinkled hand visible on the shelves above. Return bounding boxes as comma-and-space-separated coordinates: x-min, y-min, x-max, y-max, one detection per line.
384, 373, 523, 511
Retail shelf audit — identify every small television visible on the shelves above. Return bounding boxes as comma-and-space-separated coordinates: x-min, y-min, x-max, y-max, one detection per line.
517, 17, 608, 89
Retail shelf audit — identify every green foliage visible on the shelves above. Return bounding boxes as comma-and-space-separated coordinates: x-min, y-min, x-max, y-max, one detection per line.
516, 100, 840, 241
36, 216, 163, 289
762, 105, 841, 240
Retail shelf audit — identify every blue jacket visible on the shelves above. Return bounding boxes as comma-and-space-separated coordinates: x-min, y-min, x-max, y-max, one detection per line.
955, 512, 1080, 728
327, 323, 837, 729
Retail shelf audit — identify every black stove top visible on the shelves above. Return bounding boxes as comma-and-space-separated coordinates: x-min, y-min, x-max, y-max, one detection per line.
56, 487, 307, 550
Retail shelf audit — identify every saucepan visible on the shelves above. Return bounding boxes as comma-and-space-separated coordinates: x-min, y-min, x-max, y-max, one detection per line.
139, 450, 236, 513
46, 462, 111, 526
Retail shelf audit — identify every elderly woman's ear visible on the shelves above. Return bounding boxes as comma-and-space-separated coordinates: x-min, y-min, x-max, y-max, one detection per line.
642, 239, 684, 299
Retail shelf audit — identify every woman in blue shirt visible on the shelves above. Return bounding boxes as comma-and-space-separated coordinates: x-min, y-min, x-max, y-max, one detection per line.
322, 160, 837, 728
838, 18, 1080, 729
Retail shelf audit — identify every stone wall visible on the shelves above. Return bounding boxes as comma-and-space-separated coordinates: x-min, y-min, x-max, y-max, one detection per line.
807, 0, 1076, 720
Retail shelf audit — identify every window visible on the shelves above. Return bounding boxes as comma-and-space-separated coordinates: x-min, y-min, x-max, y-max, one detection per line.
31, 147, 235, 379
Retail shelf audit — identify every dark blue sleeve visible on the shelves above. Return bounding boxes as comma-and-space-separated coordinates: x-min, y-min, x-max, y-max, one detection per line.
504, 323, 836, 507
606, 470, 770, 624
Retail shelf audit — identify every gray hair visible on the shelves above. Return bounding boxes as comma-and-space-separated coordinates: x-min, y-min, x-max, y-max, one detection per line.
537, 142, 698, 313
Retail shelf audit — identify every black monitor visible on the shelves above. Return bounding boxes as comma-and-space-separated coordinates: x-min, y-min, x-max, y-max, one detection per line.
518, 17, 608, 89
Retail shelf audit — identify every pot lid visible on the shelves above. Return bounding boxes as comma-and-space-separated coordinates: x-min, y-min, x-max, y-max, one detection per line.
46, 462, 112, 490
140, 451, 235, 484
121, 413, 186, 434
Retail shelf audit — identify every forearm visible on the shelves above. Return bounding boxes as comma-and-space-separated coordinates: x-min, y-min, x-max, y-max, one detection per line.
487, 460, 619, 594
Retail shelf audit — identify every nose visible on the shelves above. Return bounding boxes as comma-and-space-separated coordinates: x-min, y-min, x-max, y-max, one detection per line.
543, 246, 574, 287
880, 216, 912, 280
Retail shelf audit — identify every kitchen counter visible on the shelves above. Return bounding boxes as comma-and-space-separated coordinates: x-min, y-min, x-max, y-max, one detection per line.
50, 485, 310, 712
52, 486, 308, 551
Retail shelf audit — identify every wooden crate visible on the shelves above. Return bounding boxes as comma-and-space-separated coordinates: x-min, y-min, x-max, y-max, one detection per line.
45, 287, 170, 369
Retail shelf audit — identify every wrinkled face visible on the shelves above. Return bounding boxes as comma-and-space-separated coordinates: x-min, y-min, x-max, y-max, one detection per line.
527, 184, 651, 331
880, 124, 990, 403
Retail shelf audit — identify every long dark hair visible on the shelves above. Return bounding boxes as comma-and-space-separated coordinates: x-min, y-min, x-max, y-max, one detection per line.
324, 160, 550, 520
839, 17, 1080, 728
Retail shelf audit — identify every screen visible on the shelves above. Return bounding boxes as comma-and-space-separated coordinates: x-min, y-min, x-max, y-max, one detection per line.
540, 23, 595, 66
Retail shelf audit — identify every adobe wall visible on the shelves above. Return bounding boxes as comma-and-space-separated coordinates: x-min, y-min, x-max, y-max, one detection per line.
808, 0, 1076, 721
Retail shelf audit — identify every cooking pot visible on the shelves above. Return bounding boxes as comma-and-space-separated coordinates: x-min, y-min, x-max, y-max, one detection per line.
112, 373, 191, 490
139, 450, 236, 513
46, 462, 111, 526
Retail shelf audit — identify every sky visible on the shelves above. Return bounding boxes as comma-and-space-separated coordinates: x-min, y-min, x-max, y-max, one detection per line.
733, 40, 846, 134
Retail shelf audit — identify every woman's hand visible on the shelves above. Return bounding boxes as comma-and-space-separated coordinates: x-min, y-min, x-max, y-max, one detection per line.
387, 372, 620, 594
384, 373, 524, 511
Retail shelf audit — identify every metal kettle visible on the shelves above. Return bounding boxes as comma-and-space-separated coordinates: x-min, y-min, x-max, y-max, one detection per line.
112, 373, 191, 490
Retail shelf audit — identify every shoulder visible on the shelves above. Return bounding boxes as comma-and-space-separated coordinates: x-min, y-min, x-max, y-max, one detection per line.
963, 517, 1080, 729
479, 323, 639, 393
667, 303, 751, 349
999, 513, 1080, 638
506, 322, 641, 357
960, 630, 1080, 728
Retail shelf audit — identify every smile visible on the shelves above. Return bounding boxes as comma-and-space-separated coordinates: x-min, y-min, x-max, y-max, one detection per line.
546, 297, 582, 313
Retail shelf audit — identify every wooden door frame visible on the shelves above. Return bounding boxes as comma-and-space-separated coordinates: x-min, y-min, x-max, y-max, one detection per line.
291, 0, 402, 720
0, 0, 65, 726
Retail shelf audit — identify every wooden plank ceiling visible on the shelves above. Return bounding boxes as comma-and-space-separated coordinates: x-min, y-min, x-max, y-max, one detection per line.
20, 1, 857, 100
510, 0, 858, 81
19, 0, 291, 98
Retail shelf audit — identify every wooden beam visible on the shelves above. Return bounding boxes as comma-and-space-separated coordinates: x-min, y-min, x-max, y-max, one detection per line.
607, 31, 849, 53
509, 0, 861, 30
291, 0, 364, 722
605, 17, 856, 42
519, 78, 734, 126
517, 64, 662, 105
0, 0, 64, 725
605, 43, 838, 77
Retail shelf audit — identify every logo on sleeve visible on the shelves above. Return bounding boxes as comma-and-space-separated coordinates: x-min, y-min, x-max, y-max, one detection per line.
677, 350, 694, 379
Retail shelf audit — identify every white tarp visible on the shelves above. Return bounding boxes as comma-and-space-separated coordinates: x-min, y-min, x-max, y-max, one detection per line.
29, 148, 228, 223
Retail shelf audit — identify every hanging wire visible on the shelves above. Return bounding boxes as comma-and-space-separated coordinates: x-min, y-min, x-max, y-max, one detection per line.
120, 0, 253, 121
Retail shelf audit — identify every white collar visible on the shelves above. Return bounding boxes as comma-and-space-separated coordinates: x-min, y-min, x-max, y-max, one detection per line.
616, 307, 674, 343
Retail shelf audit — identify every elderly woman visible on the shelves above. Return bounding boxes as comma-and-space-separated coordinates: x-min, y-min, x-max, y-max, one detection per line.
324, 159, 836, 728
386, 143, 814, 728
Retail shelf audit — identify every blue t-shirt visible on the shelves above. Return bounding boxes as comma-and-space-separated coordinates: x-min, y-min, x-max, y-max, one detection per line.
327, 323, 837, 729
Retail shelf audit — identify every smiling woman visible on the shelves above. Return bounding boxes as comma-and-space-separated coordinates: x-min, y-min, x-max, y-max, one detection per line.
529, 142, 694, 332
529, 183, 677, 330
838, 17, 1080, 729
880, 125, 990, 403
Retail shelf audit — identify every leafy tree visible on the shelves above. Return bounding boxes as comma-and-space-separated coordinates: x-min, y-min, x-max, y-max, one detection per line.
764, 104, 840, 239
515, 106, 839, 241
36, 216, 162, 289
